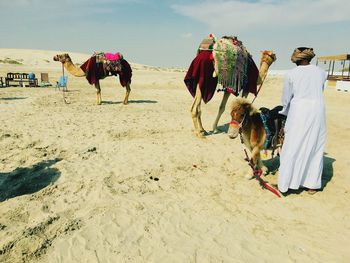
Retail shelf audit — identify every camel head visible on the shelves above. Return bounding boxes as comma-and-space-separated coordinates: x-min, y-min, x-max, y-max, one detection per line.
256, 51, 277, 85
53, 53, 71, 63
260, 50, 276, 67
227, 98, 255, 139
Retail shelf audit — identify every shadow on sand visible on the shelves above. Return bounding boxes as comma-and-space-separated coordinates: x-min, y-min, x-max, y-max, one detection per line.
263, 153, 335, 195
0, 158, 62, 202
0, 97, 27, 101
103, 100, 158, 105
206, 123, 229, 136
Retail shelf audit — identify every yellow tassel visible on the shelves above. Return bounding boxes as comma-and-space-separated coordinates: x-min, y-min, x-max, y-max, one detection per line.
262, 150, 268, 159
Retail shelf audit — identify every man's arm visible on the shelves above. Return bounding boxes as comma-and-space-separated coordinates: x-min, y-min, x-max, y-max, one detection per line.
279, 73, 293, 116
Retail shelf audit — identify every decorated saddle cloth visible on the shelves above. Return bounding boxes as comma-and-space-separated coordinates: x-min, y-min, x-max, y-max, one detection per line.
94, 52, 124, 72
213, 38, 250, 95
259, 106, 285, 149
80, 52, 132, 86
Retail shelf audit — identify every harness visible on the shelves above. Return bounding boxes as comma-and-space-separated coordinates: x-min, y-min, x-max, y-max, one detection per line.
259, 109, 272, 150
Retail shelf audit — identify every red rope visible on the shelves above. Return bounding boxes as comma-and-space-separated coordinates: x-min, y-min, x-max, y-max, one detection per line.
243, 149, 281, 198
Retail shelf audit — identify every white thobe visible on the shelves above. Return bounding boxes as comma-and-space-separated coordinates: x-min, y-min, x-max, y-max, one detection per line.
278, 64, 327, 193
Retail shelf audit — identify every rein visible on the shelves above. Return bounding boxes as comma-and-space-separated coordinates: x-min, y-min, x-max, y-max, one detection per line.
241, 141, 282, 198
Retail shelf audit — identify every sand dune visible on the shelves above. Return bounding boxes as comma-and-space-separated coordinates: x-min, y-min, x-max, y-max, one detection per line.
0, 49, 349, 263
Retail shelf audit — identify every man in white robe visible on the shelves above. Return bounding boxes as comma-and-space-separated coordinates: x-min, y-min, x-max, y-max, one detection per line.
278, 47, 327, 194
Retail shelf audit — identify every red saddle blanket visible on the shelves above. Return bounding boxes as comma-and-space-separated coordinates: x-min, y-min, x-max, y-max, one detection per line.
184, 50, 218, 104
80, 56, 132, 87
184, 51, 259, 102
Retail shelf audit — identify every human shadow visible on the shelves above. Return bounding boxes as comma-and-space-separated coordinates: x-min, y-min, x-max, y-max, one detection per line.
272, 153, 335, 196
0, 97, 27, 101
0, 158, 62, 202
263, 155, 280, 174
103, 99, 158, 105
321, 154, 335, 189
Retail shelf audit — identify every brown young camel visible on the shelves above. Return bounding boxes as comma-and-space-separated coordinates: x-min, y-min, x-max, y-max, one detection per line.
53, 53, 132, 105
227, 98, 285, 174
189, 50, 276, 138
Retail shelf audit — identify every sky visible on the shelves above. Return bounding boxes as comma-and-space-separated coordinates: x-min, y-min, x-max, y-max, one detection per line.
0, 0, 349, 69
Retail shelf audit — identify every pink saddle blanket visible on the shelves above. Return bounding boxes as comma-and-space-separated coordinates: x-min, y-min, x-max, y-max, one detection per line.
105, 52, 122, 61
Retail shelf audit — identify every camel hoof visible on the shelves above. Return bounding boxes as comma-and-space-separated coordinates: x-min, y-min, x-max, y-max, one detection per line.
196, 130, 208, 138
202, 130, 209, 136
123, 101, 128, 105
196, 133, 206, 139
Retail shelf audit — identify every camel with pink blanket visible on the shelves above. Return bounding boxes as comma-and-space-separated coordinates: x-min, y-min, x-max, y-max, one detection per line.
53, 52, 132, 105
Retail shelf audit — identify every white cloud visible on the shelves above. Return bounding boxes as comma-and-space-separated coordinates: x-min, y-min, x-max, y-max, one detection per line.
172, 0, 350, 32
0, 0, 142, 21
0, 0, 139, 9
181, 32, 193, 38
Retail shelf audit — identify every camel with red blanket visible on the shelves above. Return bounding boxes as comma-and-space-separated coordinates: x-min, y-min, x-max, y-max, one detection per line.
184, 35, 276, 138
53, 53, 132, 105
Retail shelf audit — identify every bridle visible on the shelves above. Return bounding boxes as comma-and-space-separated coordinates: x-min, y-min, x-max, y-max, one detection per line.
229, 109, 248, 129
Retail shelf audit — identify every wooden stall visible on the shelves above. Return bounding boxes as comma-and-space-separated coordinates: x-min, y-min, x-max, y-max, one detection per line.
317, 54, 350, 88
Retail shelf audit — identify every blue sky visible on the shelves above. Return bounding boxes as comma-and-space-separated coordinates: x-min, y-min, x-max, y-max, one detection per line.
0, 0, 349, 69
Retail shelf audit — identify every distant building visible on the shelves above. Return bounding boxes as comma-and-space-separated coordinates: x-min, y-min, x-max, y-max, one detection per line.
317, 54, 350, 91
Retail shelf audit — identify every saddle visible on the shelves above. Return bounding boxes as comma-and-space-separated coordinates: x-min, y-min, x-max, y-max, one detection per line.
259, 106, 286, 156
94, 52, 123, 76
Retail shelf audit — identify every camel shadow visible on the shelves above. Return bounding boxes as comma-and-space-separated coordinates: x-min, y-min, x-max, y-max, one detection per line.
0, 97, 27, 101
0, 158, 62, 202
264, 153, 335, 195
103, 100, 158, 105
207, 123, 229, 136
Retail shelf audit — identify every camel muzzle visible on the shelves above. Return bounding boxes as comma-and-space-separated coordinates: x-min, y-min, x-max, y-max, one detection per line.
227, 125, 239, 139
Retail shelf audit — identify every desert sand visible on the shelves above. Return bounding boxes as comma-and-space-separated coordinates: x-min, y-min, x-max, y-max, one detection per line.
0, 49, 349, 263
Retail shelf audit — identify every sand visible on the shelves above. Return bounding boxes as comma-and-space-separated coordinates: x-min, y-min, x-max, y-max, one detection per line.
0, 49, 349, 263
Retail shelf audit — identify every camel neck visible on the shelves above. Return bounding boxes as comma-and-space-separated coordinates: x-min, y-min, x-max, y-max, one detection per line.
63, 60, 85, 77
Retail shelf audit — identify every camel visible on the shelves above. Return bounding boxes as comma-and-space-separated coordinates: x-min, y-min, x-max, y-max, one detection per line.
53, 53, 132, 105
227, 98, 285, 174
186, 37, 276, 138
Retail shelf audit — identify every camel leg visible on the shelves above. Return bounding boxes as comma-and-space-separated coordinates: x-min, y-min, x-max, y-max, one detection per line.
95, 81, 102, 105
123, 82, 131, 105
191, 84, 206, 138
251, 145, 268, 175
251, 146, 261, 170
190, 98, 200, 134
212, 91, 230, 132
